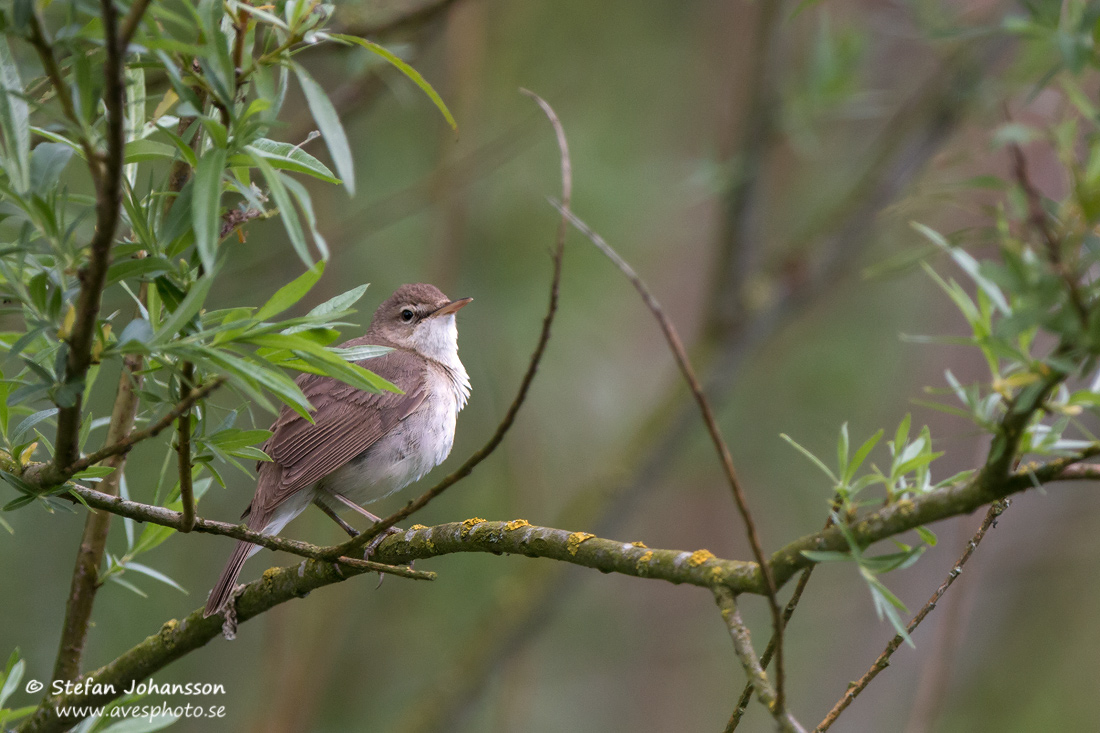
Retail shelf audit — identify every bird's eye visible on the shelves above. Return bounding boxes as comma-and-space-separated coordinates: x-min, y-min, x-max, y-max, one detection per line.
400, 309, 415, 322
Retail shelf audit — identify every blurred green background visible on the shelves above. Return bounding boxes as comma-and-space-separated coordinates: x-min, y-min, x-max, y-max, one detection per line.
5, 1, 1100, 731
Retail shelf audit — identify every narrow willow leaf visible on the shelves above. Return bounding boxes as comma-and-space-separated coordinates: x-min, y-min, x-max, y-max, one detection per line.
243, 139, 339, 183
306, 284, 368, 319
780, 433, 838, 482
256, 262, 325, 321
153, 273, 216, 342
192, 147, 227, 273
328, 34, 457, 132
250, 153, 311, 265
292, 64, 355, 195
124, 561, 188, 594
0, 38, 29, 192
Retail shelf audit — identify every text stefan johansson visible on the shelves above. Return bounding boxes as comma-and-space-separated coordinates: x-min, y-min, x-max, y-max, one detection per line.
51, 678, 226, 696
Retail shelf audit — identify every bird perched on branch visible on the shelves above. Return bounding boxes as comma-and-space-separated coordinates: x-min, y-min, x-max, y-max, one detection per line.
204, 283, 472, 618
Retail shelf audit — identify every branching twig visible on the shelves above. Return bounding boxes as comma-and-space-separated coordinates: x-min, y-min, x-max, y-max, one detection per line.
24, 377, 227, 487
815, 500, 1010, 732
555, 203, 789, 711
330, 89, 571, 560
713, 586, 806, 733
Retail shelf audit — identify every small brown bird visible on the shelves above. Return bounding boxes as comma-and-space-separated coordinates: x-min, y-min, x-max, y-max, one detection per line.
204, 283, 471, 617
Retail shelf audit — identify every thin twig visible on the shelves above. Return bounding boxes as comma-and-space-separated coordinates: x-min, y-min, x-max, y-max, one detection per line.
62, 483, 434, 580
815, 499, 1010, 732
330, 89, 571, 560
1007, 142, 1089, 323
728, 497, 843, 730
25, 12, 95, 164
728, 567, 815, 731
555, 203, 789, 712
177, 361, 196, 532
713, 586, 806, 733
21, 377, 228, 488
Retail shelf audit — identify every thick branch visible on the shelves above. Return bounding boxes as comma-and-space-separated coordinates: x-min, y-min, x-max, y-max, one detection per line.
17, 447, 1100, 733
52, 0, 127, 471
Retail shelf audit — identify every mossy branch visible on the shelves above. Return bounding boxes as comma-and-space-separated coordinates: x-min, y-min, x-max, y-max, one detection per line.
15, 445, 1100, 733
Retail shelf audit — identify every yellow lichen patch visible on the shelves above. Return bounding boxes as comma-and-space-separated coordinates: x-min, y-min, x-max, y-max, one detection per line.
410, 524, 428, 531
160, 619, 178, 635
460, 517, 486, 538
630, 541, 648, 548
895, 499, 916, 517
504, 519, 531, 531
688, 549, 716, 567
709, 566, 724, 584
635, 550, 654, 575
261, 567, 280, 581
566, 532, 595, 556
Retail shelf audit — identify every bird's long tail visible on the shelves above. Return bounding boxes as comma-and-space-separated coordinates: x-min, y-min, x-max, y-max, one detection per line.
204, 540, 252, 618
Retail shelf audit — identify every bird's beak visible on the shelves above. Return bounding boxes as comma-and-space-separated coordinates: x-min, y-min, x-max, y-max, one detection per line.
429, 297, 473, 318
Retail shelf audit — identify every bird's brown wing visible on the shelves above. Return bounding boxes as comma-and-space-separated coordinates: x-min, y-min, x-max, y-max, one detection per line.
246, 345, 426, 526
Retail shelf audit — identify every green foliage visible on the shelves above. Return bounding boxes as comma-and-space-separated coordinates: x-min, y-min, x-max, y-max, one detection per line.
0, 1, 440, 596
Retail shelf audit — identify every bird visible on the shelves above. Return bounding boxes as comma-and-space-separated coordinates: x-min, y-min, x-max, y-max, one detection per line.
203, 283, 472, 617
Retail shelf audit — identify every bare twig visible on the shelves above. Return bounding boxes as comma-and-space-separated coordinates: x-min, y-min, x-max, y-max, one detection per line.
1007, 142, 1089, 323
815, 500, 1010, 732
331, 89, 571, 560
62, 483, 434, 580
177, 361, 196, 532
713, 586, 806, 733
555, 204, 789, 711
25, 12, 94, 164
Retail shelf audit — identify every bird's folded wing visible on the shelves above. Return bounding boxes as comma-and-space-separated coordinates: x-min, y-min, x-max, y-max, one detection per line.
249, 347, 427, 520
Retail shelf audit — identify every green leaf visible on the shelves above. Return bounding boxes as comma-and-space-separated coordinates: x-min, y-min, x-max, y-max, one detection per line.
306, 283, 368, 319
328, 344, 391, 361
256, 262, 324, 321
29, 143, 74, 195
11, 407, 57, 442
800, 550, 853, 563
780, 433, 838, 482
329, 34, 457, 132
249, 152, 311, 266
846, 429, 883, 483
0, 655, 23, 709
243, 139, 339, 183
837, 422, 849, 479
915, 526, 938, 546
205, 428, 272, 452
0, 38, 30, 192
123, 561, 187, 594
292, 64, 355, 195
109, 575, 148, 598
153, 273, 217, 343
192, 147, 227, 273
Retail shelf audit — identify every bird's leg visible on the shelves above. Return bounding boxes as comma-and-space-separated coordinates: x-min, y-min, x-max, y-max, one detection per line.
328, 492, 407, 588
329, 492, 384, 523
313, 498, 359, 537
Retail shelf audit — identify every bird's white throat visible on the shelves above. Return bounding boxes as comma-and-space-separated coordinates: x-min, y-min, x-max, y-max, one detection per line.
412, 313, 470, 409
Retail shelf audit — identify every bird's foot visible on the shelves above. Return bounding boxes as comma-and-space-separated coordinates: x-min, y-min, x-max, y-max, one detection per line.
365, 525, 403, 588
